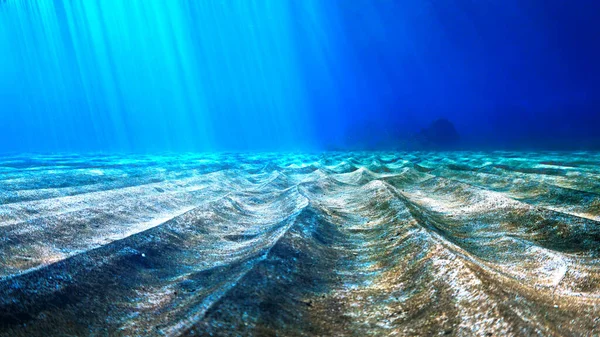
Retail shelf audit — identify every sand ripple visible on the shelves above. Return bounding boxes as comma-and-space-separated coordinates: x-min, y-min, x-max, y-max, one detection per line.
0, 152, 599, 336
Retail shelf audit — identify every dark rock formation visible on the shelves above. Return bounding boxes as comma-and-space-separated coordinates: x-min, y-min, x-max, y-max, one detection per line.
414, 118, 460, 149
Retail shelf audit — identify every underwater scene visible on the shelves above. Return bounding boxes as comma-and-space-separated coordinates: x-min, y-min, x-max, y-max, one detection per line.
1, 1, 600, 336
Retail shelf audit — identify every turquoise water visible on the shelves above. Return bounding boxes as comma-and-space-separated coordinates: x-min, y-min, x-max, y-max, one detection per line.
1, 1, 322, 151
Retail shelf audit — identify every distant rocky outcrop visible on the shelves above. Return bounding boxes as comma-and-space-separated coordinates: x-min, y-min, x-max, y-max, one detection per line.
414, 118, 460, 149
331, 118, 460, 151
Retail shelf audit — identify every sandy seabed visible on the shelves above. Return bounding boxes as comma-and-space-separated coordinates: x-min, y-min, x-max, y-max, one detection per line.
0, 152, 599, 336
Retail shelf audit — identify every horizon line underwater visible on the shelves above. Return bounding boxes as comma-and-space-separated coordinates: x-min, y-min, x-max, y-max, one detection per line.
1, 1, 600, 336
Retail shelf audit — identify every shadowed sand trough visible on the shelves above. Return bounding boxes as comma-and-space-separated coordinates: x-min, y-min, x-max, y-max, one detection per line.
0, 152, 599, 336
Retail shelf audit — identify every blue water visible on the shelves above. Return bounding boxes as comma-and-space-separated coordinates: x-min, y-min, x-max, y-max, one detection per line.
1, 0, 599, 152
2, 3, 600, 334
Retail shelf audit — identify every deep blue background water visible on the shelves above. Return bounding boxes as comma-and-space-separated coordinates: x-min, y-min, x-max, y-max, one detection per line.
1, 0, 599, 152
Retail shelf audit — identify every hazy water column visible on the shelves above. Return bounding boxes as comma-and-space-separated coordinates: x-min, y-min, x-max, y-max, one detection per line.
0, 0, 316, 152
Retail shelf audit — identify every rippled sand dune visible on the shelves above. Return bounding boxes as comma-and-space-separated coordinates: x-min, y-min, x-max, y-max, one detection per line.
0, 152, 599, 336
